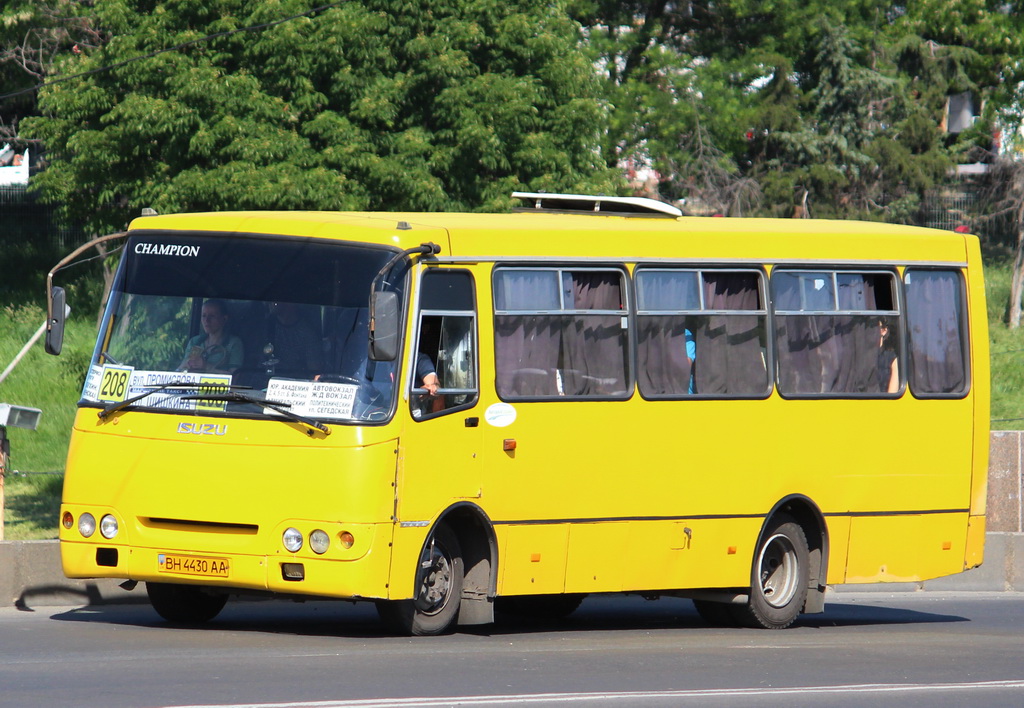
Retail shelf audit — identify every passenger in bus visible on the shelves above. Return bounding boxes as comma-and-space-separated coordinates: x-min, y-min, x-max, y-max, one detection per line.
264, 302, 323, 375
877, 317, 899, 393
684, 327, 696, 394
179, 299, 244, 374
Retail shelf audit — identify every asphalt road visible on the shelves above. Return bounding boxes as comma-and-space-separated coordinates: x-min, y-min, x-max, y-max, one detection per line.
1, 592, 1022, 708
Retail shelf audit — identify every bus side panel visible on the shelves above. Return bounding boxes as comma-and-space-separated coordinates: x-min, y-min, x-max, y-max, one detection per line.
823, 516, 851, 586
619, 519, 757, 593
843, 513, 969, 583
967, 238, 990, 570
497, 524, 569, 596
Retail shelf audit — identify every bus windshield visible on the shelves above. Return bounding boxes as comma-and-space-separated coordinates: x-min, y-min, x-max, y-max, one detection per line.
81, 232, 407, 424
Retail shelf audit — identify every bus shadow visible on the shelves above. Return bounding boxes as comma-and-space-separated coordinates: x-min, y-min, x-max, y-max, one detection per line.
49, 599, 396, 639
481, 595, 970, 636
47, 594, 969, 639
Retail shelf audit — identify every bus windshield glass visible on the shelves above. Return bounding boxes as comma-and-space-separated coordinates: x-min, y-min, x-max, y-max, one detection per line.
81, 232, 407, 423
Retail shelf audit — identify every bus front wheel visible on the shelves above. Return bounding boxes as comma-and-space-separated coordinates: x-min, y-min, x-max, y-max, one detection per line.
735, 516, 809, 629
377, 524, 464, 636
146, 582, 227, 624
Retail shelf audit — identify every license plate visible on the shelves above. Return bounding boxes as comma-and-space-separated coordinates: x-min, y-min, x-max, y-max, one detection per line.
158, 553, 230, 577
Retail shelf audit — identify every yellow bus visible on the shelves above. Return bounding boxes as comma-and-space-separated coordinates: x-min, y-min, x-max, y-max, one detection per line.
47, 193, 988, 633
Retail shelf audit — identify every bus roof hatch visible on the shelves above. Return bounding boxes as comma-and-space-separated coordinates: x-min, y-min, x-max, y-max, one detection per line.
511, 192, 682, 218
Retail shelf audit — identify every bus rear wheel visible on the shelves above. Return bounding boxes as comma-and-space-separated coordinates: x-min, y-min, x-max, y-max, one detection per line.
146, 582, 227, 624
734, 516, 809, 629
376, 524, 464, 636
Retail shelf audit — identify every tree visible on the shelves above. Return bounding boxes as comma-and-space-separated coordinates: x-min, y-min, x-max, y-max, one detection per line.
572, 1, 1024, 223
0, 0, 99, 142
22, 0, 621, 234
977, 158, 1024, 327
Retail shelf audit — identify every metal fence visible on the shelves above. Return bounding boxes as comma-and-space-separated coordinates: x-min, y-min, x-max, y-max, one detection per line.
0, 185, 85, 252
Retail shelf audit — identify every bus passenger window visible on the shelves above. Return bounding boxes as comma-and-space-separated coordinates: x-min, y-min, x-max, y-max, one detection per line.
411, 270, 478, 419
774, 270, 901, 396
494, 267, 628, 399
904, 269, 967, 396
636, 268, 768, 398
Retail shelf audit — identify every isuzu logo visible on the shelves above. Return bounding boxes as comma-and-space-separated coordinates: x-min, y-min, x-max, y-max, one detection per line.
177, 422, 227, 436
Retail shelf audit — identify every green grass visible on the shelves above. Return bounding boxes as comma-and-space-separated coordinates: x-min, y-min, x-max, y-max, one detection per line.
985, 260, 1024, 429
5, 260, 1024, 539
1, 304, 95, 540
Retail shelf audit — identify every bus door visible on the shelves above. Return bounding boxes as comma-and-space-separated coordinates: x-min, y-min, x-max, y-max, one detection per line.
396, 268, 482, 522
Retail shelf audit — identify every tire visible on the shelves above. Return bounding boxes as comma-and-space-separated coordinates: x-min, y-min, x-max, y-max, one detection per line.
495, 594, 585, 622
376, 524, 464, 636
146, 582, 228, 624
733, 516, 810, 629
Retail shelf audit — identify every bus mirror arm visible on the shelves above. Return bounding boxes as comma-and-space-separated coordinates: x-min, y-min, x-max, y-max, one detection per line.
44, 231, 128, 356
368, 242, 441, 362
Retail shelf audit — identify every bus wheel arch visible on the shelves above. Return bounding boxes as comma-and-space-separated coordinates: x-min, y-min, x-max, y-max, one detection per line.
766, 495, 829, 614
377, 522, 465, 635
439, 503, 498, 627
738, 496, 828, 628
377, 503, 497, 635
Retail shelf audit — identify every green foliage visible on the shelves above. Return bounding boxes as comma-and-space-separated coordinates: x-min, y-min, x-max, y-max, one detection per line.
0, 303, 99, 539
986, 259, 1024, 429
22, 0, 621, 231
572, 1, 1024, 224
0, 0, 99, 138
0, 304, 95, 471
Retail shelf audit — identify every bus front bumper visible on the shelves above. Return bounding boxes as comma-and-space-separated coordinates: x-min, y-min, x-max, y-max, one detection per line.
59, 523, 394, 600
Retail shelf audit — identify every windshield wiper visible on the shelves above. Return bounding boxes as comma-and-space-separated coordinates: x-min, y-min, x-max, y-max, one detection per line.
98, 381, 250, 420
179, 390, 331, 437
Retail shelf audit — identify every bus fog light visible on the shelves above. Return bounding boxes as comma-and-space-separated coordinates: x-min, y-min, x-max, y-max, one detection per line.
79, 513, 96, 538
309, 529, 330, 555
283, 527, 303, 552
340, 531, 354, 549
100, 514, 119, 539
62, 511, 74, 529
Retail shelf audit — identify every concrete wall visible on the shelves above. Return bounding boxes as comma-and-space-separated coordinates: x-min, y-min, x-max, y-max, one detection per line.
0, 540, 136, 609
988, 432, 1024, 533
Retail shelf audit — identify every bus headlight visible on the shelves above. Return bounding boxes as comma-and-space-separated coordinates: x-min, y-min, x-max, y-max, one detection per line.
309, 529, 330, 555
78, 513, 96, 538
100, 514, 119, 539
282, 527, 303, 552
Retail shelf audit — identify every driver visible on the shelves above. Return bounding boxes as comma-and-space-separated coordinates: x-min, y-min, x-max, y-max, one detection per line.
179, 299, 244, 374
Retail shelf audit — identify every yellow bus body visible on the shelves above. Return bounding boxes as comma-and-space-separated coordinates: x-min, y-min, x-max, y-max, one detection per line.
59, 208, 989, 628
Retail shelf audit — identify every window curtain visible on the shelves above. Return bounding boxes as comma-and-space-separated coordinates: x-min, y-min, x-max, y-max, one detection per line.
494, 271, 561, 396
776, 274, 887, 394
636, 272, 696, 395
637, 315, 693, 395
561, 272, 627, 395
694, 273, 767, 394
906, 270, 966, 394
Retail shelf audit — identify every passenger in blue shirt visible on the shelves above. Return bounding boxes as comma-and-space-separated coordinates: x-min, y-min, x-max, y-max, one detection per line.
685, 328, 696, 394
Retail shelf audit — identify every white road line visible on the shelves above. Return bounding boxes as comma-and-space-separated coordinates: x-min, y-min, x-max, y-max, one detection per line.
170, 679, 1024, 708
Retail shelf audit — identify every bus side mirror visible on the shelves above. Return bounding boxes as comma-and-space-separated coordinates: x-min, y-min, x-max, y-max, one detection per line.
369, 291, 399, 361
45, 286, 67, 356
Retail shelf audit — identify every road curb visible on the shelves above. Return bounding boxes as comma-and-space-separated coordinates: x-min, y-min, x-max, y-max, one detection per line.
3, 533, 1023, 610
